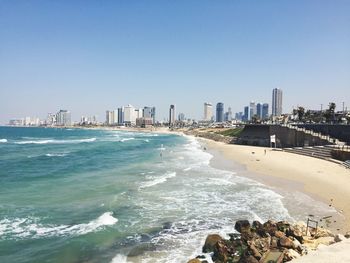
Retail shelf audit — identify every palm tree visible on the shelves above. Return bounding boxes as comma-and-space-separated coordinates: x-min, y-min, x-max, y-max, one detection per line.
325, 102, 336, 123
297, 106, 305, 122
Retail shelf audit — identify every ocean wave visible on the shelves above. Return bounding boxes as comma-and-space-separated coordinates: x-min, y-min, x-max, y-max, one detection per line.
119, 138, 135, 142
45, 153, 69, 157
14, 138, 96, 145
0, 212, 118, 240
139, 172, 176, 190
110, 254, 129, 263
0, 139, 7, 143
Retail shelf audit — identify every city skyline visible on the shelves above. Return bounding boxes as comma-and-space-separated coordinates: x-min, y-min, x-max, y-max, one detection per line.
1, 1, 349, 123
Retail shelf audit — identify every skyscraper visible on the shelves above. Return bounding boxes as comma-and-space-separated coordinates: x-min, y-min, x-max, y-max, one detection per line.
262, 103, 269, 120
256, 103, 263, 119
117, 107, 124, 124
178, 113, 185, 121
56, 110, 71, 126
143, 106, 156, 124
124, 104, 136, 125
169, 105, 176, 125
216, 102, 224, 122
243, 106, 250, 121
249, 101, 256, 120
272, 88, 283, 116
106, 110, 114, 125
204, 102, 213, 121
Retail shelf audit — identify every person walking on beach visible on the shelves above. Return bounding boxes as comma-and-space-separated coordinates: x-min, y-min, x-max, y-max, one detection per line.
264, 149, 267, 155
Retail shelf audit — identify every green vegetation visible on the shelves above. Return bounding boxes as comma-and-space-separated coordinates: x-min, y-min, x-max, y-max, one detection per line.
217, 128, 244, 137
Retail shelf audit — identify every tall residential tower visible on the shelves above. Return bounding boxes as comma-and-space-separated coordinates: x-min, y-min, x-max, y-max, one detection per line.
203, 102, 213, 121
169, 105, 176, 125
272, 88, 283, 116
216, 102, 224, 122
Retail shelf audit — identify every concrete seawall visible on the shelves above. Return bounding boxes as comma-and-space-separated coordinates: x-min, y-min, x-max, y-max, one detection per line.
237, 125, 331, 148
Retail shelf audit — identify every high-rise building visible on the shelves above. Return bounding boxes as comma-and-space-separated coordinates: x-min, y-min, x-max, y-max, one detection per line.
117, 107, 124, 125
272, 88, 283, 116
256, 103, 263, 119
216, 102, 224, 122
124, 104, 136, 125
235, 112, 243, 121
243, 106, 250, 121
151, 107, 156, 124
56, 110, 71, 126
46, 113, 56, 126
227, 107, 232, 121
143, 106, 156, 124
249, 101, 256, 120
262, 103, 269, 120
169, 105, 176, 125
106, 110, 116, 125
178, 113, 185, 121
204, 102, 213, 121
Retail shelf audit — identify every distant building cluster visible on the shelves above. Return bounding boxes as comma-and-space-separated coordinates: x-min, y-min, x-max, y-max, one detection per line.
241, 102, 269, 122
13, 87, 335, 128
105, 105, 156, 127
9, 110, 72, 127
8, 116, 41, 126
196, 88, 283, 126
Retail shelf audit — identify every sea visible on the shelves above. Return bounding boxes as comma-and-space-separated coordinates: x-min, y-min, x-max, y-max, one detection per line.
0, 126, 337, 263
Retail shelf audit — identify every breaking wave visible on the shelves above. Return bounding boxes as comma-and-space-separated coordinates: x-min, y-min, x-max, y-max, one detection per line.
139, 172, 177, 190
14, 138, 96, 145
0, 212, 118, 240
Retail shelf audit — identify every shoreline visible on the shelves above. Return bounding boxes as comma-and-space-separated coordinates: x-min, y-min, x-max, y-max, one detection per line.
196, 137, 350, 234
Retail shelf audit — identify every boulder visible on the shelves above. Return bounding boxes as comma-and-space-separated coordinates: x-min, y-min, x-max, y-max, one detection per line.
314, 228, 334, 238
187, 259, 201, 263
286, 226, 304, 244
276, 221, 290, 232
213, 240, 229, 262
252, 220, 263, 229
247, 241, 262, 260
284, 249, 301, 261
334, 234, 346, 242
252, 220, 269, 237
274, 230, 285, 239
202, 234, 223, 253
270, 237, 279, 248
243, 255, 259, 263
234, 220, 251, 233
278, 237, 295, 249
263, 220, 278, 236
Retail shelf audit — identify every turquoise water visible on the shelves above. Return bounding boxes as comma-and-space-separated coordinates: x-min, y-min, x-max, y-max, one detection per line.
0, 127, 334, 263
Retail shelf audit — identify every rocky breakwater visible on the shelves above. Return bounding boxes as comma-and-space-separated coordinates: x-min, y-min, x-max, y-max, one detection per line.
188, 219, 348, 263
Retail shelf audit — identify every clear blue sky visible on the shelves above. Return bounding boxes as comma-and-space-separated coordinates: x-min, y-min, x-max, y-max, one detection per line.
1, 0, 349, 123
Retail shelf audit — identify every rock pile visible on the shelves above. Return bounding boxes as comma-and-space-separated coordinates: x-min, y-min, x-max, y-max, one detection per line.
188, 219, 343, 263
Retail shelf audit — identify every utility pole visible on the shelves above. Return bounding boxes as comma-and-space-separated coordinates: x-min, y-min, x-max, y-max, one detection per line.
343, 102, 345, 113
321, 104, 323, 112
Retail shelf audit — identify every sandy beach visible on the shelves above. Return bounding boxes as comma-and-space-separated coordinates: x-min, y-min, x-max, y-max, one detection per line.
199, 138, 350, 234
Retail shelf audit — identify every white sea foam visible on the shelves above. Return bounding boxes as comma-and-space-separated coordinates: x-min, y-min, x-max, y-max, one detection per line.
119, 138, 135, 142
0, 212, 118, 240
14, 138, 96, 145
110, 254, 129, 263
139, 172, 177, 190
45, 153, 69, 157
0, 139, 7, 143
